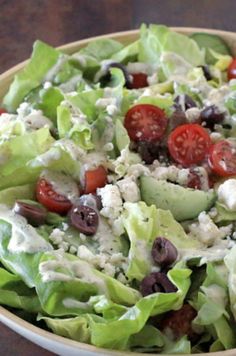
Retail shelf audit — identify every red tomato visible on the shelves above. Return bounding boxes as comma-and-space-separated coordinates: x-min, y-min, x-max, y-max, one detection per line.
130, 73, 148, 89
36, 178, 72, 214
124, 104, 168, 142
168, 124, 211, 166
0, 108, 6, 115
208, 140, 236, 177
84, 166, 107, 194
227, 58, 236, 80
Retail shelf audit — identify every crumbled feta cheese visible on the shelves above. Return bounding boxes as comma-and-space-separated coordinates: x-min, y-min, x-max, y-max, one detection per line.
112, 216, 125, 236
59, 241, 69, 252
106, 104, 119, 116
116, 177, 140, 202
77, 245, 94, 260
95, 98, 117, 109
97, 184, 123, 220
69, 245, 77, 255
127, 62, 149, 74
151, 165, 189, 186
185, 107, 201, 122
189, 212, 232, 246
218, 179, 236, 211
43, 81, 52, 89
103, 142, 114, 152
210, 132, 223, 143
127, 164, 150, 179
49, 228, 65, 245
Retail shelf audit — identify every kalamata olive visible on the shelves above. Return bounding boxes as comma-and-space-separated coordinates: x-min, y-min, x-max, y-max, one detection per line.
152, 237, 178, 267
199, 65, 212, 81
174, 95, 197, 111
79, 194, 102, 211
100, 62, 132, 88
69, 205, 98, 235
132, 141, 171, 165
200, 105, 225, 129
140, 272, 177, 296
13, 201, 47, 227
160, 304, 198, 341
168, 109, 187, 132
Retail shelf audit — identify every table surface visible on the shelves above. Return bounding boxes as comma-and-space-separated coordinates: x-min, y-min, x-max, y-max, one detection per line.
1, 0, 236, 354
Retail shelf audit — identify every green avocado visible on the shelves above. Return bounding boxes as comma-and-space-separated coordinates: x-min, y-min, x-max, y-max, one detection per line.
139, 177, 216, 221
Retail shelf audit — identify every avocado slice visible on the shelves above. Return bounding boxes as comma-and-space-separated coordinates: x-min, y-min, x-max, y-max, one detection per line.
190, 33, 232, 65
139, 177, 216, 221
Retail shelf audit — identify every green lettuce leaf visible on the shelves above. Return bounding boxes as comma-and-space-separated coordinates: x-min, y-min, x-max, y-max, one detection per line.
192, 263, 235, 350
3, 41, 61, 112
138, 24, 204, 67
78, 38, 124, 61
122, 202, 199, 281
0, 267, 41, 312
0, 127, 54, 190
0, 184, 35, 206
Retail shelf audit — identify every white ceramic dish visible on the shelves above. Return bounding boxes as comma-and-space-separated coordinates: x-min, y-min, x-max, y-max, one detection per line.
1, 27, 236, 356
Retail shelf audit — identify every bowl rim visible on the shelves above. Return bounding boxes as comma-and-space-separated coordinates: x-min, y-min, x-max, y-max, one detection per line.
1, 26, 236, 356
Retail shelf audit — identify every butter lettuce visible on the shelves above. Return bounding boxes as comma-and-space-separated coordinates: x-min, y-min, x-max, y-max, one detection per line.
3, 41, 61, 112
139, 24, 204, 70
122, 202, 199, 281
0, 127, 54, 190
38, 261, 191, 350
192, 263, 235, 350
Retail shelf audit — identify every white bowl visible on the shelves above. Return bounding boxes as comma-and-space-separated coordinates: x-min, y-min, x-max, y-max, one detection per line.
1, 27, 236, 356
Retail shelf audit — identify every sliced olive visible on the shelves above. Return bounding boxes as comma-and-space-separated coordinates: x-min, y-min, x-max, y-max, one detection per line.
152, 237, 178, 267
168, 109, 187, 132
13, 201, 47, 226
69, 205, 98, 235
174, 95, 197, 111
100, 62, 132, 88
200, 105, 225, 129
199, 65, 212, 81
140, 272, 177, 297
79, 194, 102, 211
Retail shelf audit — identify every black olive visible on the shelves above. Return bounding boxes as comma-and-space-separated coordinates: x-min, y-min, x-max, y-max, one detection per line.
13, 201, 47, 227
131, 141, 171, 165
140, 272, 177, 296
151, 237, 178, 267
200, 105, 225, 129
69, 205, 98, 235
168, 109, 187, 132
199, 65, 212, 81
174, 95, 197, 111
100, 62, 132, 88
78, 194, 102, 211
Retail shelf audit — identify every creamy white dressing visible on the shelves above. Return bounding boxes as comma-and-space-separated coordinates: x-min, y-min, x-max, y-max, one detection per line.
201, 284, 227, 307
0, 204, 52, 254
179, 239, 236, 265
59, 74, 82, 93
62, 298, 90, 309
55, 138, 86, 161
30, 148, 61, 167
39, 250, 108, 294
41, 170, 79, 203
44, 55, 69, 82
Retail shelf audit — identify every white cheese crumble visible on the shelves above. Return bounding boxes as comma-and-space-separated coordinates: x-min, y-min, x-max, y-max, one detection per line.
189, 211, 232, 246
116, 177, 140, 202
97, 184, 123, 220
185, 107, 201, 123
218, 179, 236, 211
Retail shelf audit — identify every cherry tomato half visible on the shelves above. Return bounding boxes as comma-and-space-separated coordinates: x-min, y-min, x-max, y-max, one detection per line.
130, 73, 148, 89
36, 178, 72, 215
187, 170, 202, 190
84, 165, 107, 194
168, 124, 211, 166
208, 140, 236, 177
124, 104, 168, 142
227, 58, 236, 80
0, 108, 6, 115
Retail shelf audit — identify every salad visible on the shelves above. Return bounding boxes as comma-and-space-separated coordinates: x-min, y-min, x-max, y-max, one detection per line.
1, 24, 236, 354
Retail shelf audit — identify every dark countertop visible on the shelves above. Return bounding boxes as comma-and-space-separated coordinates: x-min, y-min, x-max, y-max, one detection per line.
0, 0, 236, 354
